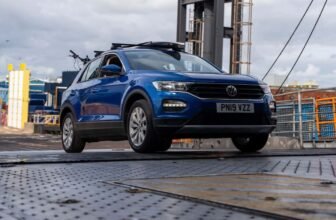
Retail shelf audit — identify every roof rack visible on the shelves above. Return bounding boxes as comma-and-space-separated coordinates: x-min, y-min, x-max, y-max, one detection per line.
94, 50, 104, 57
111, 43, 138, 50
111, 42, 185, 52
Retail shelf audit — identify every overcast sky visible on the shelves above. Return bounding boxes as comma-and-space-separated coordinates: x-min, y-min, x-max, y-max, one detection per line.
0, 0, 335, 87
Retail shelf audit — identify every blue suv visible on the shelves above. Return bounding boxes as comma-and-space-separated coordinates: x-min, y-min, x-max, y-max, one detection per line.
60, 42, 276, 153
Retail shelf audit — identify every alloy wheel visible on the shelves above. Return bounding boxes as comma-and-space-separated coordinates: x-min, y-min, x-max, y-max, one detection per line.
62, 117, 74, 149
129, 107, 147, 146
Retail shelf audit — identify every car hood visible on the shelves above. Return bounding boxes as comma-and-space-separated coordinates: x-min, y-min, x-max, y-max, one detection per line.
133, 70, 261, 85
182, 72, 260, 84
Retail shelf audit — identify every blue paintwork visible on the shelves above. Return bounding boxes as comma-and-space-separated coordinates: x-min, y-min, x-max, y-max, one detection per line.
100, 64, 122, 75
61, 48, 274, 136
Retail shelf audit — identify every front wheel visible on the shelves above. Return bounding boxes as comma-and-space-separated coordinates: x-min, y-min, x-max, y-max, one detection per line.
127, 100, 172, 153
232, 134, 269, 153
61, 113, 85, 153
156, 137, 172, 152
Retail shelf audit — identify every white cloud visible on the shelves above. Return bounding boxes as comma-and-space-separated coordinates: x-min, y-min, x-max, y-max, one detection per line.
0, 0, 334, 88
0, 0, 177, 78
266, 64, 336, 87
28, 65, 56, 78
294, 64, 320, 77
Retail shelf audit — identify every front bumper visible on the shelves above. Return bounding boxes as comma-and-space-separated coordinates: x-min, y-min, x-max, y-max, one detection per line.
150, 89, 276, 138
176, 125, 276, 138
154, 118, 276, 138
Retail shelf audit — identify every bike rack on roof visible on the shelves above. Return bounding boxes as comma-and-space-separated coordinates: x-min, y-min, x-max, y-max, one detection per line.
110, 42, 185, 52
84, 42, 186, 59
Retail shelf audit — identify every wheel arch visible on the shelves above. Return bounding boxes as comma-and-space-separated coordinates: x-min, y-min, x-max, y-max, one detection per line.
60, 103, 77, 129
122, 89, 154, 125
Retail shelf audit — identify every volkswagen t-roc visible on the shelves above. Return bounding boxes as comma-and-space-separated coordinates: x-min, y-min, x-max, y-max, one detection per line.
60, 42, 276, 153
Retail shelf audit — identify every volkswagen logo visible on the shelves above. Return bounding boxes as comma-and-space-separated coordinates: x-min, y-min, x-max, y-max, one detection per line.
226, 85, 238, 97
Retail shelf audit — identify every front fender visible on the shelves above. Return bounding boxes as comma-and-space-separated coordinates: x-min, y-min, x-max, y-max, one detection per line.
121, 87, 154, 121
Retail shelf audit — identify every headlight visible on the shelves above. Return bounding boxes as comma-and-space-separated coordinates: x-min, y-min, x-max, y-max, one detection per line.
260, 84, 272, 94
152, 81, 190, 91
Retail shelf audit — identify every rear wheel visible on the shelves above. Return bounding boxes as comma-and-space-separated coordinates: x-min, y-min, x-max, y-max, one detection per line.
232, 134, 269, 153
127, 100, 172, 153
61, 113, 85, 153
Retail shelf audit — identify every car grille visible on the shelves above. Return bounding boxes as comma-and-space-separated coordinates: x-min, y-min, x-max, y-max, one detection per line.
187, 83, 264, 99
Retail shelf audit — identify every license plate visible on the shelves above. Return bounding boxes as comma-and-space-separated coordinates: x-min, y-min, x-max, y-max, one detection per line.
216, 103, 254, 113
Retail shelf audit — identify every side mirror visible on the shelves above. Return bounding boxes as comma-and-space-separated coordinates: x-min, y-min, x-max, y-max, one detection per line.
100, 64, 122, 76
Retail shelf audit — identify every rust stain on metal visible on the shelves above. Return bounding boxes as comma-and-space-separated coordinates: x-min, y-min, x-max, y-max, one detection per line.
123, 174, 336, 220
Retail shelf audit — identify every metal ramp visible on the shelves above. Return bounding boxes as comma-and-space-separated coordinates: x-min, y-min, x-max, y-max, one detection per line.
0, 149, 336, 219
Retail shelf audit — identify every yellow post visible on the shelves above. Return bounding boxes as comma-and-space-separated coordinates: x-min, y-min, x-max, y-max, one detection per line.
7, 64, 13, 72
21, 63, 30, 129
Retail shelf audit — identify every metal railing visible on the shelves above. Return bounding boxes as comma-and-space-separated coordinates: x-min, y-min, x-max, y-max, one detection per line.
30, 114, 60, 125
273, 88, 336, 148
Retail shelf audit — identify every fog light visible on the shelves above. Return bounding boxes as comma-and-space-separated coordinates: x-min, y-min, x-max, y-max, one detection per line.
269, 101, 276, 113
163, 100, 187, 112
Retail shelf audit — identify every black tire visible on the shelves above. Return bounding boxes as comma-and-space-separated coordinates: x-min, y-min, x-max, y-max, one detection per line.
126, 100, 172, 153
61, 113, 85, 153
156, 137, 172, 152
232, 134, 269, 153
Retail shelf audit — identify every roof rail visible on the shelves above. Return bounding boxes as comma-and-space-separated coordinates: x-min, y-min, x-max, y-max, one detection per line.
111, 43, 138, 50
111, 42, 185, 52
94, 50, 104, 57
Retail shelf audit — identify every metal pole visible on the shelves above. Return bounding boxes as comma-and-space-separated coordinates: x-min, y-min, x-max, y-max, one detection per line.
298, 91, 304, 148
177, 0, 187, 43
203, 1, 215, 63
292, 101, 296, 138
312, 97, 317, 148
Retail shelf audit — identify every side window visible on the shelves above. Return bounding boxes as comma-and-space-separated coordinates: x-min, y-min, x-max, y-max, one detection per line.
80, 58, 102, 82
79, 64, 91, 82
184, 61, 201, 72
102, 54, 123, 70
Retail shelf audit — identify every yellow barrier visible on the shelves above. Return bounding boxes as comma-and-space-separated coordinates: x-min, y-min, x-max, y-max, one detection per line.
32, 114, 60, 125
172, 139, 194, 144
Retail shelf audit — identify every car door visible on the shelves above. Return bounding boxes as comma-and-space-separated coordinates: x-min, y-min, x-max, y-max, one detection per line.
77, 57, 103, 122
91, 53, 129, 121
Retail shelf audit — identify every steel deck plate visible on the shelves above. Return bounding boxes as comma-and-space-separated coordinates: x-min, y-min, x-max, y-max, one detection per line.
1, 151, 336, 219
0, 148, 336, 165
115, 174, 336, 220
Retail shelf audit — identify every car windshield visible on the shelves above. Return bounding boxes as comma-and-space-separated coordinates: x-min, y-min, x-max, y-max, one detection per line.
124, 50, 221, 74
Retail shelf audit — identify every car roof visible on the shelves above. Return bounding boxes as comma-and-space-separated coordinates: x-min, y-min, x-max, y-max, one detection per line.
101, 47, 183, 55
95, 42, 186, 57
